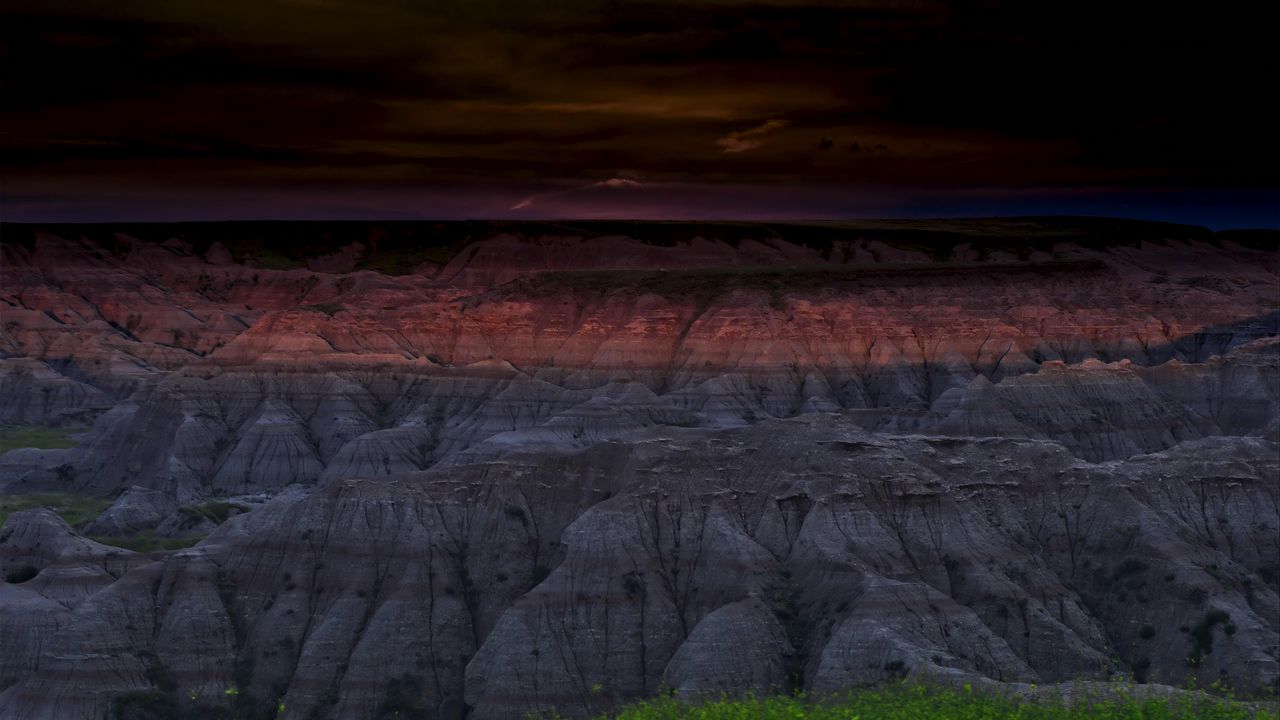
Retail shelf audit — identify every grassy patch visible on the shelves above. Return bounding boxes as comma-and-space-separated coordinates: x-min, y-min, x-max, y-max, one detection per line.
0, 493, 112, 529
88, 533, 203, 553
0, 426, 81, 455
179, 501, 250, 525
590, 684, 1274, 720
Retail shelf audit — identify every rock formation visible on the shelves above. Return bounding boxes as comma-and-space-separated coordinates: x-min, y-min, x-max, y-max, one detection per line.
0, 219, 1276, 718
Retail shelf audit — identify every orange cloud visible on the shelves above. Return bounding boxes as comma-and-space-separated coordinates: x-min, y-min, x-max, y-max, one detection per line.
715, 119, 789, 153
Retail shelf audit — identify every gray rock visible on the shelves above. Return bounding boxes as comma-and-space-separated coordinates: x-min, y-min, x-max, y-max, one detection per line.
3, 419, 1274, 719
83, 486, 176, 536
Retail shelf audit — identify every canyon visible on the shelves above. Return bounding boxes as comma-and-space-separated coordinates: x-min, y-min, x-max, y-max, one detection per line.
0, 219, 1277, 719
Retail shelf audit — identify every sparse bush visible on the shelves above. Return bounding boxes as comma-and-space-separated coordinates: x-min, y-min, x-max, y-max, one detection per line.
1188, 609, 1233, 667
1132, 656, 1152, 683
112, 690, 177, 720
376, 674, 429, 720
179, 501, 250, 525
1112, 558, 1149, 581
111, 689, 230, 720
883, 660, 908, 680
504, 505, 529, 526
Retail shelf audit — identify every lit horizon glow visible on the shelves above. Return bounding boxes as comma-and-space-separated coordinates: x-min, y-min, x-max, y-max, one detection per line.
4, 182, 1275, 231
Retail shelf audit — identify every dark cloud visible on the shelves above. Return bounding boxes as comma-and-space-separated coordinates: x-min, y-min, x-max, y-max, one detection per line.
0, 0, 1276, 223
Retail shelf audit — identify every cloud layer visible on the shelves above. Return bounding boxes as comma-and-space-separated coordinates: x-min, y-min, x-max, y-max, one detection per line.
1, 0, 1276, 222
716, 119, 789, 153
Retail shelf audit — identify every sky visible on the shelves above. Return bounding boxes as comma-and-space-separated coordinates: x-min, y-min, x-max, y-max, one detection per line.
2, 0, 1277, 227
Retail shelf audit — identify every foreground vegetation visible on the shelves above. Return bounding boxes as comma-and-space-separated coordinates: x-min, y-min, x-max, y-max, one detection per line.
0, 494, 196, 554
0, 492, 111, 529
1, 491, 232, 552
87, 532, 203, 553
0, 425, 81, 454
593, 684, 1277, 720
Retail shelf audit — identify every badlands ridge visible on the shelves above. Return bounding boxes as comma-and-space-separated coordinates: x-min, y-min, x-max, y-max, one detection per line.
0, 219, 1276, 719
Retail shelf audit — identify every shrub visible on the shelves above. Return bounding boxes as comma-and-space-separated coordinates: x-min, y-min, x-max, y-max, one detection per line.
376, 674, 429, 720
111, 690, 229, 720
1188, 609, 1233, 667
1112, 558, 1149, 581
883, 660, 908, 680
180, 501, 250, 525
1132, 657, 1152, 684
112, 691, 177, 720
504, 505, 529, 526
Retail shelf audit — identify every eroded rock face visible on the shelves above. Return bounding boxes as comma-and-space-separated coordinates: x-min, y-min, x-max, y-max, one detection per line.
1, 221, 1277, 718
0, 358, 112, 427
3, 223, 1278, 497
83, 486, 177, 536
0, 510, 142, 609
2, 420, 1276, 719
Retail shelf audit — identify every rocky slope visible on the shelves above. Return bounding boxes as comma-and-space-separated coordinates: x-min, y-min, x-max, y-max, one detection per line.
0, 219, 1277, 718
1, 419, 1277, 719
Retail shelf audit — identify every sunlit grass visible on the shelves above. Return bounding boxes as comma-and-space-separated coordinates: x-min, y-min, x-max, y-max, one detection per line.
0, 493, 112, 529
0, 495, 205, 551
589, 683, 1276, 720
88, 532, 203, 553
0, 426, 80, 455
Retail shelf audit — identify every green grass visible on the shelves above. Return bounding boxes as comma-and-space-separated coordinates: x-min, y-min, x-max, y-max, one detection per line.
0, 493, 112, 529
0, 497, 206, 552
0, 426, 81, 455
88, 532, 203, 553
590, 684, 1276, 720
0, 491, 217, 552
179, 501, 250, 525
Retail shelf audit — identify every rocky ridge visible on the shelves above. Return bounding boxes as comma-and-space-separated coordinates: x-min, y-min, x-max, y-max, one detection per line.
0, 219, 1277, 718
0, 419, 1276, 719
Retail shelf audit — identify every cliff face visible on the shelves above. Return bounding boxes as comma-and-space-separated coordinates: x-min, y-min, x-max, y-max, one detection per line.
0, 219, 1277, 718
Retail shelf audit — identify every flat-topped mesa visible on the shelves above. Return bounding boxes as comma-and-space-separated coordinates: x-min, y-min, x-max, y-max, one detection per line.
2, 221, 1275, 376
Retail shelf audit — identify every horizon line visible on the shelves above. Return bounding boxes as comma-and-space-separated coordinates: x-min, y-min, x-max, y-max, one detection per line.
2, 214, 1277, 231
